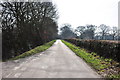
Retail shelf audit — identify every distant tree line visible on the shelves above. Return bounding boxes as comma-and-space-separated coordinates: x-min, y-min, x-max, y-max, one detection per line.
59, 23, 119, 40
1, 2, 58, 60
59, 24, 77, 39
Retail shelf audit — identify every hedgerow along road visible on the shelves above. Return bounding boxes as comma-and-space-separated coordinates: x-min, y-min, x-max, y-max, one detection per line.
2, 40, 101, 78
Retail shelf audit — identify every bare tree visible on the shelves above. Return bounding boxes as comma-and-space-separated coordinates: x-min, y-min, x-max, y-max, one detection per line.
75, 25, 96, 39
111, 27, 118, 40
99, 24, 110, 40
75, 26, 85, 37
1, 2, 58, 60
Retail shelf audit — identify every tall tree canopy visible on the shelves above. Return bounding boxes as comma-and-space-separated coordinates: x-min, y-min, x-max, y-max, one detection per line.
1, 2, 58, 60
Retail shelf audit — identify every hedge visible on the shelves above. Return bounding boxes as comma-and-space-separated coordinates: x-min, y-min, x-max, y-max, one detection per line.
64, 39, 120, 62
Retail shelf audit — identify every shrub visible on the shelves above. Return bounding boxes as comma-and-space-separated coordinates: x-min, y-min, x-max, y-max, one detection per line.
64, 39, 120, 62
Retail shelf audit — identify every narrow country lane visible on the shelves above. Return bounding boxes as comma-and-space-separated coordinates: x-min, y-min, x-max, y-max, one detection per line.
2, 40, 101, 78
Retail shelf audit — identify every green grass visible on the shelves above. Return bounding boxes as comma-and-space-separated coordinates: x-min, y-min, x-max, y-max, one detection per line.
62, 40, 120, 78
11, 40, 56, 60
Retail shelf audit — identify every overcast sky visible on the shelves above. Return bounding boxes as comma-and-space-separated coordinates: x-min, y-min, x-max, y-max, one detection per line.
53, 0, 119, 29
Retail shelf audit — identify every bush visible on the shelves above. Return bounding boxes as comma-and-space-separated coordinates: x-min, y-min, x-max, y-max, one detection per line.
7, 40, 56, 61
64, 39, 120, 62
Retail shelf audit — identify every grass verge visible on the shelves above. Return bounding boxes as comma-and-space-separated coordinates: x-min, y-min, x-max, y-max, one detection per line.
11, 40, 56, 60
62, 40, 120, 78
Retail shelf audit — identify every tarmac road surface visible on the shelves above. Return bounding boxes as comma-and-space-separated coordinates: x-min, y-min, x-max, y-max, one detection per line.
2, 40, 101, 78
